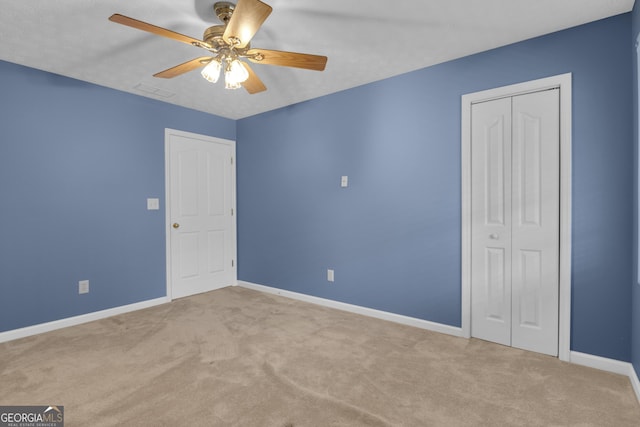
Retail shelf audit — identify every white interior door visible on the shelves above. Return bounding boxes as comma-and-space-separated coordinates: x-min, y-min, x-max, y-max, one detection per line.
471, 89, 559, 356
471, 97, 513, 347
166, 129, 236, 299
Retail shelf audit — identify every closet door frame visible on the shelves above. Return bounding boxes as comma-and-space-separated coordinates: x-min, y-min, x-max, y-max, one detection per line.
461, 73, 572, 361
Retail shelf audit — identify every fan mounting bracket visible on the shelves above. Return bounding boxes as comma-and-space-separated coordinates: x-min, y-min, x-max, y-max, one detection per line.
214, 2, 236, 23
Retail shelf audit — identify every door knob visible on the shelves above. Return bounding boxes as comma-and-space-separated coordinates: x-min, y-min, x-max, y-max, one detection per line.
489, 233, 499, 239
172, 223, 180, 229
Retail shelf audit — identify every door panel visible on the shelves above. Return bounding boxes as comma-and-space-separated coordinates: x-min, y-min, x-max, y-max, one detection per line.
517, 249, 542, 327
486, 121, 507, 226
471, 97, 512, 347
207, 154, 226, 217
511, 90, 559, 356
207, 230, 226, 273
168, 131, 236, 299
518, 113, 542, 226
178, 232, 200, 278
178, 151, 199, 217
485, 247, 508, 321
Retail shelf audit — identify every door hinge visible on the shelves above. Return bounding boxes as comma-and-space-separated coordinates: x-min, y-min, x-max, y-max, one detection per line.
231, 208, 234, 216
232, 259, 235, 267
231, 156, 234, 165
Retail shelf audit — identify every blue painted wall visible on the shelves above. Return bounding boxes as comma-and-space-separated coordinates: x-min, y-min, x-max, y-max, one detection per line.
1, 13, 635, 364
237, 14, 634, 361
632, 1, 640, 379
0, 60, 235, 332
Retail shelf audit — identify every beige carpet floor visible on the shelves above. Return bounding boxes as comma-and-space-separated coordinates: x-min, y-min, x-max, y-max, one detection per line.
0, 286, 638, 426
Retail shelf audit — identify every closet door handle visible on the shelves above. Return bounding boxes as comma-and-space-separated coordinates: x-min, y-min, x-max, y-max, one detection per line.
489, 233, 499, 240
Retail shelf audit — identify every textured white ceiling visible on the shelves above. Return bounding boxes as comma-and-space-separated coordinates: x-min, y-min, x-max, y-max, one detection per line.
0, 0, 634, 119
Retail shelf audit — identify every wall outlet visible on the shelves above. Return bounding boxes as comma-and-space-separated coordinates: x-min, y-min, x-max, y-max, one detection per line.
327, 269, 335, 282
78, 280, 89, 294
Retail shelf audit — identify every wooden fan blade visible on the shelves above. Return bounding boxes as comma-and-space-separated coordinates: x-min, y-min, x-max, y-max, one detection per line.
246, 49, 327, 71
153, 57, 212, 79
241, 62, 267, 94
222, 0, 272, 49
109, 14, 210, 49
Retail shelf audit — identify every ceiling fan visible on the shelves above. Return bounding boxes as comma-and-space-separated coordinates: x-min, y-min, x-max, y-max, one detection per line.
109, 0, 328, 94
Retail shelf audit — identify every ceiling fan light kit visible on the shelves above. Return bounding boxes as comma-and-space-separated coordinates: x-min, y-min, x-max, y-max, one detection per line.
109, 0, 328, 94
224, 59, 250, 88
201, 59, 222, 83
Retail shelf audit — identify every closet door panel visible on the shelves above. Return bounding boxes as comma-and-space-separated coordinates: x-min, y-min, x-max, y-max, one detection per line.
470, 97, 512, 346
511, 89, 560, 356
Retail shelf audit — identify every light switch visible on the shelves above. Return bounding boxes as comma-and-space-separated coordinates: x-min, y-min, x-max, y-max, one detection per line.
341, 176, 348, 188
147, 198, 160, 210
79, 280, 89, 294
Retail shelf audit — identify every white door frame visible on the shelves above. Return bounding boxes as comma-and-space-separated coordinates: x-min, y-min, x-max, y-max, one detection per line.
164, 128, 237, 301
461, 73, 572, 361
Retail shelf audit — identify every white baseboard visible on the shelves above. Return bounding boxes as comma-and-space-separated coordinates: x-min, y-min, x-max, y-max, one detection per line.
631, 365, 640, 404
237, 281, 464, 338
0, 296, 170, 344
570, 351, 640, 404
570, 351, 632, 376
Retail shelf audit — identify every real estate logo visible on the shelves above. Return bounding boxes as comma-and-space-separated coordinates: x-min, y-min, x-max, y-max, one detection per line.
0, 406, 64, 427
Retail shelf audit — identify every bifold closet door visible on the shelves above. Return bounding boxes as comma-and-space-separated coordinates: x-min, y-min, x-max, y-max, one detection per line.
471, 97, 513, 347
471, 89, 560, 356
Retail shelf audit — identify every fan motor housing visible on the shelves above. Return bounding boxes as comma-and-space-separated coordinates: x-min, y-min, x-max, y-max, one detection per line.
203, 25, 226, 47
203, 24, 250, 51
